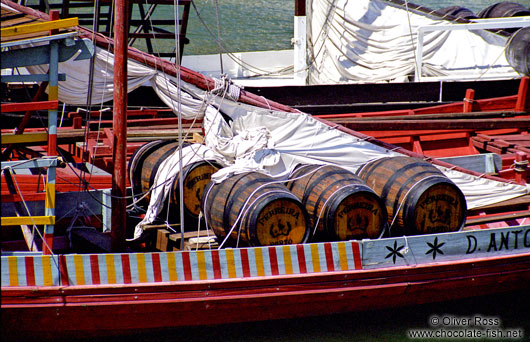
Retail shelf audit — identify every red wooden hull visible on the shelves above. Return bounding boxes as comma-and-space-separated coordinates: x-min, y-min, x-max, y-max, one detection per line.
2, 253, 529, 339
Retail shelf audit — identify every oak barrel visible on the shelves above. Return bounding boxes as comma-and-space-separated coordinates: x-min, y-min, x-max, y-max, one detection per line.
478, 2, 530, 33
478, 2, 530, 18
437, 6, 477, 20
128, 140, 220, 222
286, 164, 387, 241
356, 157, 466, 236
201, 172, 310, 247
506, 27, 530, 76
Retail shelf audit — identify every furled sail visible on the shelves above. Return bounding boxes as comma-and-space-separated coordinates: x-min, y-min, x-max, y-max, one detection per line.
307, 0, 521, 83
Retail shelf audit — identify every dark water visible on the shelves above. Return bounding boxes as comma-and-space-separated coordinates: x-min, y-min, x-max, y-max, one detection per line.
58, 290, 529, 342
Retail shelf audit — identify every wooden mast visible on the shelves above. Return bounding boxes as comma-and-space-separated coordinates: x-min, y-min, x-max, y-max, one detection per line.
111, 0, 129, 251
294, 0, 307, 84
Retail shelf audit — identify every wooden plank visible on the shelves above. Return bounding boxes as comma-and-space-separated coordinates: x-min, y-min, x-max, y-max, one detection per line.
1, 215, 55, 226
327, 110, 526, 121
465, 211, 530, 226
168, 230, 212, 243
468, 195, 530, 213
141, 223, 180, 231
184, 236, 218, 250
1, 101, 58, 112
0, 17, 78, 37
339, 118, 530, 131
1, 132, 48, 145
362, 226, 530, 270
155, 229, 171, 251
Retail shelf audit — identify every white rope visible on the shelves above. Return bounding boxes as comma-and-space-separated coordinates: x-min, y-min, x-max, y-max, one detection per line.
203, 176, 295, 249
212, 74, 241, 101
404, 0, 419, 76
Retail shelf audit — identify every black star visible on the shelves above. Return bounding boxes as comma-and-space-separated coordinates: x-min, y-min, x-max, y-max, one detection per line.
425, 237, 445, 260
385, 240, 405, 264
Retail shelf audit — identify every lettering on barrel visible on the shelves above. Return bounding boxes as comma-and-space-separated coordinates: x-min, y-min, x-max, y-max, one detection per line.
183, 167, 216, 215
186, 173, 212, 190
334, 195, 385, 240
258, 207, 300, 226
417, 190, 461, 234
338, 202, 377, 233
256, 202, 305, 246
270, 219, 292, 238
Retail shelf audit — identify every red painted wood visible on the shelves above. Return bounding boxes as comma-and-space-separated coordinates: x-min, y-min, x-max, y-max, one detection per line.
59, 254, 69, 286
240, 248, 251, 278
324, 243, 334, 271
1, 101, 58, 113
152, 253, 162, 282
2, 254, 529, 338
295, 0, 306, 16
336, 118, 530, 131
268, 246, 279, 275
110, 0, 129, 252
515, 76, 529, 112
121, 254, 132, 284
352, 242, 362, 270
24, 257, 35, 286
316, 117, 517, 184
212, 250, 222, 279
296, 244, 307, 274
463, 89, 475, 112
182, 251, 192, 280
90, 255, 101, 285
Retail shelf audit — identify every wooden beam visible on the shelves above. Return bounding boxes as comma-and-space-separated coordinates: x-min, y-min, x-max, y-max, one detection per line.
1, 101, 58, 113
1, 132, 48, 145
1, 216, 55, 226
338, 118, 530, 131
0, 17, 78, 37
465, 211, 530, 226
325, 111, 527, 122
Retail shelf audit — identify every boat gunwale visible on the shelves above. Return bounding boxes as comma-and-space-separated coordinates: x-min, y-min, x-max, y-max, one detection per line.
2, 251, 529, 297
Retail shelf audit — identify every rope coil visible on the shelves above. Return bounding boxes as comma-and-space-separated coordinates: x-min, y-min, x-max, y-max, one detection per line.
212, 74, 241, 101
514, 159, 529, 172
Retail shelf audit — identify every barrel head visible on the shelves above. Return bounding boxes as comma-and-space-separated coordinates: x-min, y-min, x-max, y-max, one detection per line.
408, 182, 466, 235
182, 162, 220, 216
332, 191, 387, 240
251, 198, 309, 246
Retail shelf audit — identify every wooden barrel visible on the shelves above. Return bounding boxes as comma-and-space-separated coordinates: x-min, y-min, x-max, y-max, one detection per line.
506, 27, 530, 76
437, 6, 477, 20
478, 2, 530, 33
129, 140, 178, 205
128, 140, 220, 222
356, 157, 466, 236
286, 164, 387, 241
201, 172, 310, 247
478, 2, 530, 18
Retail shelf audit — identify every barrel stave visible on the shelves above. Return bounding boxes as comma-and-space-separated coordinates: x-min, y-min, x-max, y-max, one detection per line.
202, 172, 310, 247
357, 157, 466, 236
288, 164, 386, 241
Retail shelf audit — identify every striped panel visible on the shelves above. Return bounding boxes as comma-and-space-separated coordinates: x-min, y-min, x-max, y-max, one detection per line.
1, 255, 60, 287
2, 241, 363, 287
71, 241, 362, 285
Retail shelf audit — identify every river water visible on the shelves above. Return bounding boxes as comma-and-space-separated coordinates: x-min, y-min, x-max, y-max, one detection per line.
67, 291, 529, 342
